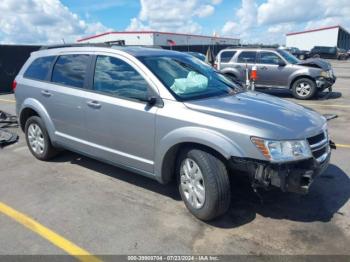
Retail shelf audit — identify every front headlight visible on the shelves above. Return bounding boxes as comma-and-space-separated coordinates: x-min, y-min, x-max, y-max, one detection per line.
320, 71, 329, 78
320, 70, 332, 78
251, 137, 312, 162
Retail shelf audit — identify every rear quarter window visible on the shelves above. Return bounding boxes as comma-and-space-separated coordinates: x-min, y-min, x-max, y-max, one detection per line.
23, 56, 55, 81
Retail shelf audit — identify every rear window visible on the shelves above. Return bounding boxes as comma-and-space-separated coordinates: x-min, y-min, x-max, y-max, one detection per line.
237, 51, 257, 63
220, 51, 236, 63
23, 56, 55, 81
51, 55, 90, 88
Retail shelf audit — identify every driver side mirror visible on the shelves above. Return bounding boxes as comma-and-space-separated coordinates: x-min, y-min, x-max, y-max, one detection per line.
147, 96, 157, 106
278, 60, 286, 66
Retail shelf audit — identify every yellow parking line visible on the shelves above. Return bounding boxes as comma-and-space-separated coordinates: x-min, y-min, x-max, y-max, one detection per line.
301, 103, 350, 108
0, 98, 16, 103
0, 202, 102, 262
336, 144, 350, 149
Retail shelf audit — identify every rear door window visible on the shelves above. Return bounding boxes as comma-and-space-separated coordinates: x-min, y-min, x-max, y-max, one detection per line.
23, 56, 55, 81
51, 54, 90, 88
237, 51, 257, 63
220, 51, 236, 63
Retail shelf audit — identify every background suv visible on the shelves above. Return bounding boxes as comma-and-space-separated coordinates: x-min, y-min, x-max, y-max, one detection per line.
15, 45, 331, 221
216, 48, 336, 99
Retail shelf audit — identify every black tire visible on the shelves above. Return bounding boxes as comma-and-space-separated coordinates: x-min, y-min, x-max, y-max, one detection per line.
291, 78, 317, 100
25, 116, 59, 160
176, 148, 231, 221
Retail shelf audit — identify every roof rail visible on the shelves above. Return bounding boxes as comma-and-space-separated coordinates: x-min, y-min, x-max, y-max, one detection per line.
39, 40, 126, 50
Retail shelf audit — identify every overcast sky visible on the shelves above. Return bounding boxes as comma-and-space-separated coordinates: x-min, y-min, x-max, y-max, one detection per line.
0, 0, 349, 45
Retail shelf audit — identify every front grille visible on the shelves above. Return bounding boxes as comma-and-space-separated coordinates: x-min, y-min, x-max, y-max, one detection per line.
307, 132, 325, 145
313, 146, 327, 159
307, 131, 329, 163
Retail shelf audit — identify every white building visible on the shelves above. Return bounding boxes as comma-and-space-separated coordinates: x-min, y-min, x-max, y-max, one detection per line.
286, 25, 350, 51
77, 31, 239, 46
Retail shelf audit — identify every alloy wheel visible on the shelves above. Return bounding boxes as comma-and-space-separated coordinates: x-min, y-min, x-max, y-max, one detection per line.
296, 82, 311, 97
180, 158, 205, 209
27, 123, 45, 155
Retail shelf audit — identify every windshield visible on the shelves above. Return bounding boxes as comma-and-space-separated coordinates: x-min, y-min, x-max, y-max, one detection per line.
139, 55, 241, 101
276, 49, 299, 64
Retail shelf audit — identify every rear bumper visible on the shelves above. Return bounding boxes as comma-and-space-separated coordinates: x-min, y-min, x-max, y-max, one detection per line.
230, 147, 331, 194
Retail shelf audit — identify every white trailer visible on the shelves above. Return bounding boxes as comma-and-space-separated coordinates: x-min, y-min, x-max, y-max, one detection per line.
77, 31, 239, 46
286, 25, 350, 51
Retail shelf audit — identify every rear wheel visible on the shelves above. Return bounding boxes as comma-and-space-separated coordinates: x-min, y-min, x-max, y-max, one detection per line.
177, 148, 231, 221
25, 116, 59, 160
292, 78, 317, 100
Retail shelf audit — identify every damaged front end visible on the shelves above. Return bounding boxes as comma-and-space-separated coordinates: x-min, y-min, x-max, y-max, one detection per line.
230, 135, 335, 194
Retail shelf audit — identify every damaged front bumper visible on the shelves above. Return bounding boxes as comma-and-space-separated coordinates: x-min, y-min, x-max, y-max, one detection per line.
230, 141, 333, 194
316, 76, 336, 91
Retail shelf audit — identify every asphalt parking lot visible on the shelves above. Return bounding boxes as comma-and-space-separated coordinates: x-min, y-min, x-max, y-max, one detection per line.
0, 60, 349, 258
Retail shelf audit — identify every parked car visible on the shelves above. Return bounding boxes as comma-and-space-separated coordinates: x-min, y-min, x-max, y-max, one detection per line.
338, 48, 349, 60
15, 45, 332, 221
185, 51, 206, 62
216, 48, 336, 99
309, 46, 347, 60
284, 47, 309, 60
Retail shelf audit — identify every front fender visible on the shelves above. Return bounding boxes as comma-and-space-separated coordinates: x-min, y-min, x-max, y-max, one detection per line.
154, 126, 244, 183
287, 69, 317, 88
19, 98, 56, 141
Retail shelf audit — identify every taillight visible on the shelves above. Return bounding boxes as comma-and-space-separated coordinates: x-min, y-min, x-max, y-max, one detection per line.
12, 80, 17, 91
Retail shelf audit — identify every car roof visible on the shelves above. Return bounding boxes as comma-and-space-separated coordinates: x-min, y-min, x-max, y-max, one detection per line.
32, 45, 185, 58
112, 46, 183, 57
219, 48, 280, 54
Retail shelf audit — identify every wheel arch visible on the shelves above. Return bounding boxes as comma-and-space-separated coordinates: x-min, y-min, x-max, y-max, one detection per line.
221, 68, 240, 79
155, 127, 244, 184
289, 75, 315, 90
19, 98, 56, 141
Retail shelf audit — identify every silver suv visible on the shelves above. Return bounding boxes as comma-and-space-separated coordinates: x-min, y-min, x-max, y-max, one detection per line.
216, 48, 336, 99
15, 45, 332, 221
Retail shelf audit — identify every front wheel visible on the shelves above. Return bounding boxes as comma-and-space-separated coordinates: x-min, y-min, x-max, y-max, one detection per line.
292, 78, 317, 100
177, 148, 231, 221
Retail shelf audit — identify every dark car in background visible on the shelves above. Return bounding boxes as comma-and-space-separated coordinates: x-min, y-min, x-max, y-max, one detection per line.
285, 47, 309, 60
338, 49, 349, 60
309, 46, 348, 60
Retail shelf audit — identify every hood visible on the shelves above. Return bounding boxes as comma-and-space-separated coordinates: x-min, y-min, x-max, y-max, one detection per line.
184, 92, 326, 140
297, 58, 331, 70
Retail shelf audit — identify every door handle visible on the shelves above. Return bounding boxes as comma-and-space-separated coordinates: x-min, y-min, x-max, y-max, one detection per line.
260, 66, 268, 70
86, 100, 101, 109
41, 90, 52, 97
